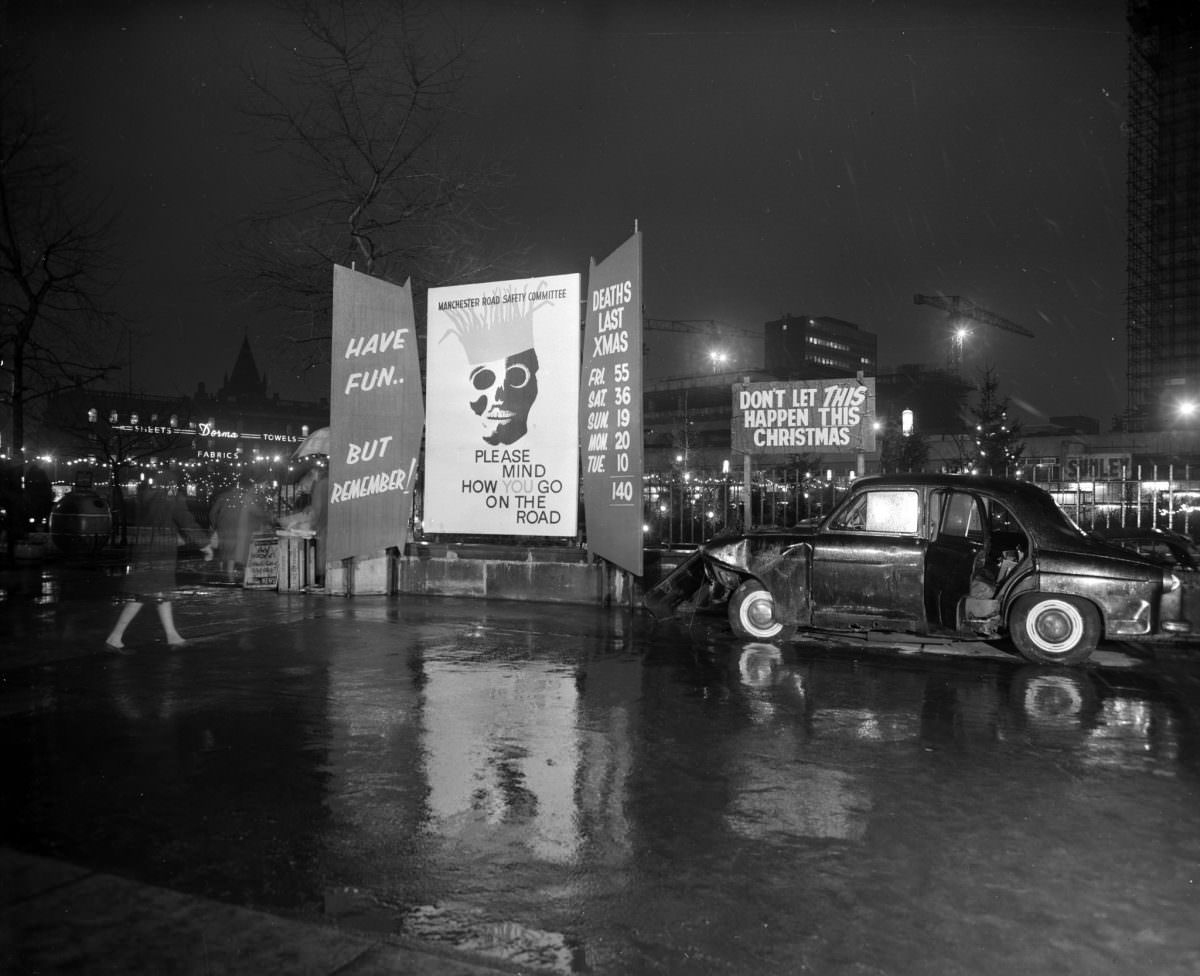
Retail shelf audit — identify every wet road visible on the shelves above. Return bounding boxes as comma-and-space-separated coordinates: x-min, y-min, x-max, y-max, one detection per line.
3, 564, 1200, 974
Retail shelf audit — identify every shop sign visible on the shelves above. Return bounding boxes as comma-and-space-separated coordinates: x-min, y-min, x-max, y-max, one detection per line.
197, 422, 301, 443
1064, 454, 1131, 480
110, 422, 302, 443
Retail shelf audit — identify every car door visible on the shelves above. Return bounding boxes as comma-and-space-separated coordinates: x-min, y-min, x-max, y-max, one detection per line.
809, 487, 928, 631
924, 489, 986, 630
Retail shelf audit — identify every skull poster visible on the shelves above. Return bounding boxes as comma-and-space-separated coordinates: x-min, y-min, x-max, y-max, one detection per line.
425, 274, 581, 536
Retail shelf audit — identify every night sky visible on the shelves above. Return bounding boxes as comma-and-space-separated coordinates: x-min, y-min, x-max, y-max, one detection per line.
13, 0, 1128, 428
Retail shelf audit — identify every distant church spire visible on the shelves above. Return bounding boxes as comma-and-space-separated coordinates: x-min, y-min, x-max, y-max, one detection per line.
219, 333, 268, 401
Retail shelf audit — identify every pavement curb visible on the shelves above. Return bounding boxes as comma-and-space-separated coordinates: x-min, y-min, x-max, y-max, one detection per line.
0, 847, 508, 975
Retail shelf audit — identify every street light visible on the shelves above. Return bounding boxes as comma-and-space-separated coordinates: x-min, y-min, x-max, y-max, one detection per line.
950, 325, 970, 370
709, 349, 729, 372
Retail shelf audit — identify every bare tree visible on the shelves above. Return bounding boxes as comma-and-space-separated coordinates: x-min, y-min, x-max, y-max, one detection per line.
0, 57, 121, 456
233, 0, 520, 374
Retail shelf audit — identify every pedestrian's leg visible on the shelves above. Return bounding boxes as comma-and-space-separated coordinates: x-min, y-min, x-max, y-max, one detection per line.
106, 601, 143, 649
156, 600, 186, 645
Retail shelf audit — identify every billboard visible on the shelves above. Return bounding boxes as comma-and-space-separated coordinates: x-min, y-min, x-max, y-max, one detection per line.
327, 266, 425, 563
581, 232, 644, 575
732, 377, 876, 455
424, 274, 581, 535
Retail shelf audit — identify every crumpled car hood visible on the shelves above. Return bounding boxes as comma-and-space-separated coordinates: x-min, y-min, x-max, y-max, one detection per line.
702, 530, 813, 574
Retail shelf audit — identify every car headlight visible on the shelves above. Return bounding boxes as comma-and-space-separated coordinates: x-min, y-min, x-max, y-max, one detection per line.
1163, 569, 1181, 594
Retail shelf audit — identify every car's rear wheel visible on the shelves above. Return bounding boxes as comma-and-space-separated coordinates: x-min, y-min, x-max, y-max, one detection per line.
1009, 593, 1100, 666
728, 580, 785, 641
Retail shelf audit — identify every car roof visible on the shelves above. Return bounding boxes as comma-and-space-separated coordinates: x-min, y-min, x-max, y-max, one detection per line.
849, 472, 1051, 500
844, 473, 1094, 546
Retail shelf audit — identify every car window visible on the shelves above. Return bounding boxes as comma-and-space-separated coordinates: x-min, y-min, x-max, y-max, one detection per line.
936, 491, 982, 541
832, 489, 920, 534
986, 500, 1021, 536
987, 501, 1019, 533
984, 499, 1028, 554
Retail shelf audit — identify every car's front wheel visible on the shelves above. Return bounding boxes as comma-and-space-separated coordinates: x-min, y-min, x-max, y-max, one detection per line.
728, 580, 785, 641
1009, 593, 1100, 666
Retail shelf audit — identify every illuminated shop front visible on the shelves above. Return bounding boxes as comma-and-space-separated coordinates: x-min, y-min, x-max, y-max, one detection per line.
39, 337, 328, 506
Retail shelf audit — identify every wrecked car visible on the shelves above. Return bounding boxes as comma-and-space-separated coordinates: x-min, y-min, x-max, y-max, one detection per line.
644, 473, 1190, 666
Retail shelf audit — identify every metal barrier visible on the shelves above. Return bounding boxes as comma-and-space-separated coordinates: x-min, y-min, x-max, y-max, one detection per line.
1031, 475, 1200, 537
641, 468, 1200, 545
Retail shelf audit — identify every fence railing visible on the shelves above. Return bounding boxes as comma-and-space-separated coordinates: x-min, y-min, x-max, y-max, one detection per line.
640, 471, 1200, 547
1032, 478, 1200, 537
642, 474, 835, 547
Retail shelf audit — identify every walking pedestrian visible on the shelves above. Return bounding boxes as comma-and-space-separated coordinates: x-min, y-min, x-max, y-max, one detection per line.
105, 475, 213, 653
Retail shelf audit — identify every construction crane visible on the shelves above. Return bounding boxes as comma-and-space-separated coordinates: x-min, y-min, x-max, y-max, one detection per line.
913, 294, 1035, 371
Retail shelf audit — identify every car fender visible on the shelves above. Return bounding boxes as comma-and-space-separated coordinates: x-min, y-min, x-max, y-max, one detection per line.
702, 534, 813, 625
1002, 569, 1152, 638
754, 542, 810, 626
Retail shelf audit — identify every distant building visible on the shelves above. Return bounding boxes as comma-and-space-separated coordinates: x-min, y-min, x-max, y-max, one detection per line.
189, 335, 327, 448
1044, 416, 1102, 437
1125, 0, 1200, 430
764, 314, 876, 379
43, 336, 328, 497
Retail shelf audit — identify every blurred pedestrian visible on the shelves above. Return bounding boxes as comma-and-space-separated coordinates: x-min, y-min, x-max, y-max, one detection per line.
209, 477, 271, 582
310, 468, 328, 587
280, 462, 328, 588
105, 475, 213, 653
0, 459, 27, 562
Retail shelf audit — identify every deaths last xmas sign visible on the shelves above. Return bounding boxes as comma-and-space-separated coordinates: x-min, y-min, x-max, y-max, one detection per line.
423, 274, 581, 536
581, 231, 643, 576
731, 377, 876, 455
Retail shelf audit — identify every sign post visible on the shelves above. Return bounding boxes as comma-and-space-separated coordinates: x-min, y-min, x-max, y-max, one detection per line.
743, 453, 752, 530
581, 232, 644, 577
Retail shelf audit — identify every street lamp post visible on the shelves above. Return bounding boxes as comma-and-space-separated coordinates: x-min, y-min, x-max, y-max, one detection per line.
722, 458, 730, 531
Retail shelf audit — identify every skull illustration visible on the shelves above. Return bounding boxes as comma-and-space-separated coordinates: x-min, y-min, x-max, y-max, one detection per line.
468, 347, 540, 445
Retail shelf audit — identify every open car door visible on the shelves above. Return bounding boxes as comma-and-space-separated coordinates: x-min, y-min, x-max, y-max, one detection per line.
809, 487, 928, 631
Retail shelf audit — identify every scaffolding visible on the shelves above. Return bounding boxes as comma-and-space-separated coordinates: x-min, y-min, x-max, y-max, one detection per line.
1126, 0, 1200, 430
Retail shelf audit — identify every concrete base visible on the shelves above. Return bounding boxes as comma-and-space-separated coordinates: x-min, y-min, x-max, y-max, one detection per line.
325, 550, 395, 597
322, 544, 694, 607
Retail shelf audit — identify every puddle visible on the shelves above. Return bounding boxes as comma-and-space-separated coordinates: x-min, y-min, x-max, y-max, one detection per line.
402, 902, 585, 973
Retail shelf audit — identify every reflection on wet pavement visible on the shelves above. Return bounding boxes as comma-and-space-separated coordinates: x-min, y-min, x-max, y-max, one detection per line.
3, 588, 1200, 974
